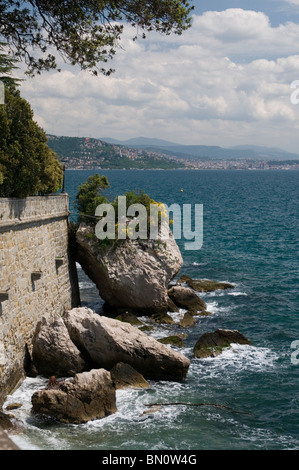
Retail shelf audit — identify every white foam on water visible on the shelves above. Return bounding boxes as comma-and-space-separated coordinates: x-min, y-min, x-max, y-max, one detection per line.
78, 281, 95, 290
204, 300, 219, 313
192, 344, 280, 380
228, 291, 248, 296
4, 376, 48, 416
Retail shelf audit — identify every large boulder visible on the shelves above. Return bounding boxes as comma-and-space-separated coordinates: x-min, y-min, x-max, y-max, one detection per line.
64, 307, 190, 381
32, 313, 88, 377
75, 222, 183, 314
168, 285, 206, 312
31, 369, 117, 424
194, 329, 252, 358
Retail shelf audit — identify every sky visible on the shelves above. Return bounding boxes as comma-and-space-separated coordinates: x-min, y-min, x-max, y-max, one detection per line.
16, 0, 299, 152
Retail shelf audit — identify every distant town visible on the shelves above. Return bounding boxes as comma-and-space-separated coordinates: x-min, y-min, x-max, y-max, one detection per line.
47, 135, 299, 171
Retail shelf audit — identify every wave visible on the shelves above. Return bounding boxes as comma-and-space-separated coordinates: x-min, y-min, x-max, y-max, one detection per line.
192, 344, 280, 378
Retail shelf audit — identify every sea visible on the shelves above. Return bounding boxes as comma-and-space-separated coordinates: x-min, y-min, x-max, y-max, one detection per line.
4, 169, 299, 451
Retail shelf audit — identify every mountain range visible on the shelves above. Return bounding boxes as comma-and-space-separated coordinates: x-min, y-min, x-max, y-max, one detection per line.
100, 136, 299, 161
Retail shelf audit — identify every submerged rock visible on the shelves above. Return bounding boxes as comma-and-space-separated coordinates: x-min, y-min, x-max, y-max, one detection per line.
31, 369, 117, 424
75, 222, 183, 314
150, 311, 175, 325
158, 335, 186, 348
194, 329, 251, 358
178, 311, 196, 328
64, 307, 190, 382
178, 275, 234, 293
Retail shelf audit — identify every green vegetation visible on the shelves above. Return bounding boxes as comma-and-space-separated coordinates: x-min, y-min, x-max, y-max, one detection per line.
0, 42, 21, 87
74, 174, 168, 251
0, 47, 63, 198
75, 174, 110, 223
47, 135, 185, 170
0, 0, 193, 76
0, 86, 63, 197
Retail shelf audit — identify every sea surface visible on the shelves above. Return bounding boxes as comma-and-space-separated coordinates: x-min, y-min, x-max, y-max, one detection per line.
5, 169, 299, 450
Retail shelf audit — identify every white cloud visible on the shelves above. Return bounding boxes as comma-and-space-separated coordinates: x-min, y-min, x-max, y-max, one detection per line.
18, 9, 299, 151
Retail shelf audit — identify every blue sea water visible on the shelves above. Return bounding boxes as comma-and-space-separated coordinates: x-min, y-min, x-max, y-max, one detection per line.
6, 169, 299, 450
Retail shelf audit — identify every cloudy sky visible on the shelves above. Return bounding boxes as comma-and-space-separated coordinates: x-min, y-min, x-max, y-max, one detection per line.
17, 0, 299, 152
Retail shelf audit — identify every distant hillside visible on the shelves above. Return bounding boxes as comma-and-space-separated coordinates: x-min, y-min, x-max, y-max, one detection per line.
100, 137, 299, 161
47, 135, 186, 170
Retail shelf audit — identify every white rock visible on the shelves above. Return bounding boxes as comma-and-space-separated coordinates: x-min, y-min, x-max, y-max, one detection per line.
64, 307, 190, 382
75, 222, 183, 314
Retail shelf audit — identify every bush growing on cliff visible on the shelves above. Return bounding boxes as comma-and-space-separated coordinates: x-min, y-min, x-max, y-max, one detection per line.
75, 175, 170, 250
0, 86, 63, 197
75, 173, 110, 224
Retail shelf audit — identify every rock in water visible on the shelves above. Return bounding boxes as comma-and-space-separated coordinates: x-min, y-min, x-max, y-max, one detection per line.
31, 369, 117, 424
110, 362, 149, 389
32, 313, 88, 377
168, 285, 207, 312
64, 307, 190, 381
194, 329, 251, 358
177, 275, 234, 292
75, 222, 183, 314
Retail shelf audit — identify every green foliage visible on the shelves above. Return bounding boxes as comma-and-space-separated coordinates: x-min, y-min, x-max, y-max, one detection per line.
0, 42, 22, 87
0, 0, 194, 76
75, 172, 171, 255
0, 87, 63, 197
111, 189, 156, 220
75, 173, 110, 223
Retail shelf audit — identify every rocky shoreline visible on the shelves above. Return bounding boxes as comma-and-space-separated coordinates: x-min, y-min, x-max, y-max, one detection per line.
0, 222, 252, 446
1, 274, 251, 432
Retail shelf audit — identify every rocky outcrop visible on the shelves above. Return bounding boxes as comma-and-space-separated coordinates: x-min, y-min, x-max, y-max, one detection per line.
32, 313, 88, 377
194, 329, 251, 358
63, 307, 190, 381
75, 222, 183, 314
31, 369, 117, 424
31, 308, 190, 382
168, 285, 207, 312
177, 275, 234, 292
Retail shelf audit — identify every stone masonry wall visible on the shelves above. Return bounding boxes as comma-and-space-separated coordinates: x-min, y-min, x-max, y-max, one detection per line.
0, 195, 79, 407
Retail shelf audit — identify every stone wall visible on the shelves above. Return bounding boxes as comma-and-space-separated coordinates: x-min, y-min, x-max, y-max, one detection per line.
0, 195, 80, 407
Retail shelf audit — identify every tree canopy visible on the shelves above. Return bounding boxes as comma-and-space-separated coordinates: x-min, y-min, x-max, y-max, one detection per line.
0, 42, 21, 86
75, 173, 110, 223
0, 0, 194, 76
0, 86, 63, 197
